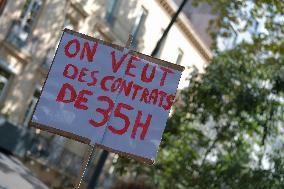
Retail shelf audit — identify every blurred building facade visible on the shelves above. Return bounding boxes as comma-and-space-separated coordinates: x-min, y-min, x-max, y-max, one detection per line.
173, 0, 218, 48
0, 0, 212, 188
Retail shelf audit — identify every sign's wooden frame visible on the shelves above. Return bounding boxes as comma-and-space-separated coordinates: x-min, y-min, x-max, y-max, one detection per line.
29, 28, 184, 166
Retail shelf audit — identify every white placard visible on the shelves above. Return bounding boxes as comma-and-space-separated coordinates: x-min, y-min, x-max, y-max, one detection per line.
31, 29, 183, 163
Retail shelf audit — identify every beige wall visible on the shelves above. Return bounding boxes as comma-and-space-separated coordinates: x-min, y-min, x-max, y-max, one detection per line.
0, 1, 24, 41
139, 0, 210, 88
90, 0, 211, 88
1, 0, 211, 161
0, 0, 212, 187
0, 0, 211, 125
0, 0, 66, 124
0, 0, 211, 152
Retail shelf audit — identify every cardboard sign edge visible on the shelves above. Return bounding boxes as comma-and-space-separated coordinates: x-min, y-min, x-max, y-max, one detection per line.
96, 144, 155, 166
30, 122, 91, 144
30, 121, 154, 165
63, 28, 185, 72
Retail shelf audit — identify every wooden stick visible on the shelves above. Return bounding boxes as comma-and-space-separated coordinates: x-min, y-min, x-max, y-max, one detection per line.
75, 145, 95, 189
125, 34, 133, 49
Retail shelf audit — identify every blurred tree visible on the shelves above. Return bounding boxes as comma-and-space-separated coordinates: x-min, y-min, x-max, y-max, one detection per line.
114, 0, 284, 188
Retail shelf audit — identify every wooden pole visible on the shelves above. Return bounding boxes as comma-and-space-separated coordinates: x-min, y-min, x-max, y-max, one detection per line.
125, 34, 133, 49
75, 145, 95, 189
86, 34, 133, 189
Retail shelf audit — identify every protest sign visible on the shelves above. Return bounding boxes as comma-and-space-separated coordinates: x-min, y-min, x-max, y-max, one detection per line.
30, 28, 184, 164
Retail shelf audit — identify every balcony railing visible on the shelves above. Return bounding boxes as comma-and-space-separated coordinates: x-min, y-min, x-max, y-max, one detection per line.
0, 118, 93, 179
25, 134, 98, 183
25, 133, 86, 177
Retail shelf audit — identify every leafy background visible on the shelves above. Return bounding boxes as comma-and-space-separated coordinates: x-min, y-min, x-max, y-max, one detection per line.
114, 0, 284, 188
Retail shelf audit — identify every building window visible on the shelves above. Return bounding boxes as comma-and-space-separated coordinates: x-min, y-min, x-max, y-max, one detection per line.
131, 7, 148, 48
7, 0, 43, 48
64, 17, 77, 30
0, 68, 11, 99
43, 18, 75, 70
105, 0, 118, 25
20, 0, 43, 35
0, 0, 7, 16
43, 17, 74, 70
175, 48, 184, 65
23, 87, 41, 126
156, 28, 167, 58
42, 48, 54, 70
78, 0, 88, 5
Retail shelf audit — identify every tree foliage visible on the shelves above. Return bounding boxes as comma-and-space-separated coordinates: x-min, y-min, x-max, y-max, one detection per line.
114, 0, 284, 188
